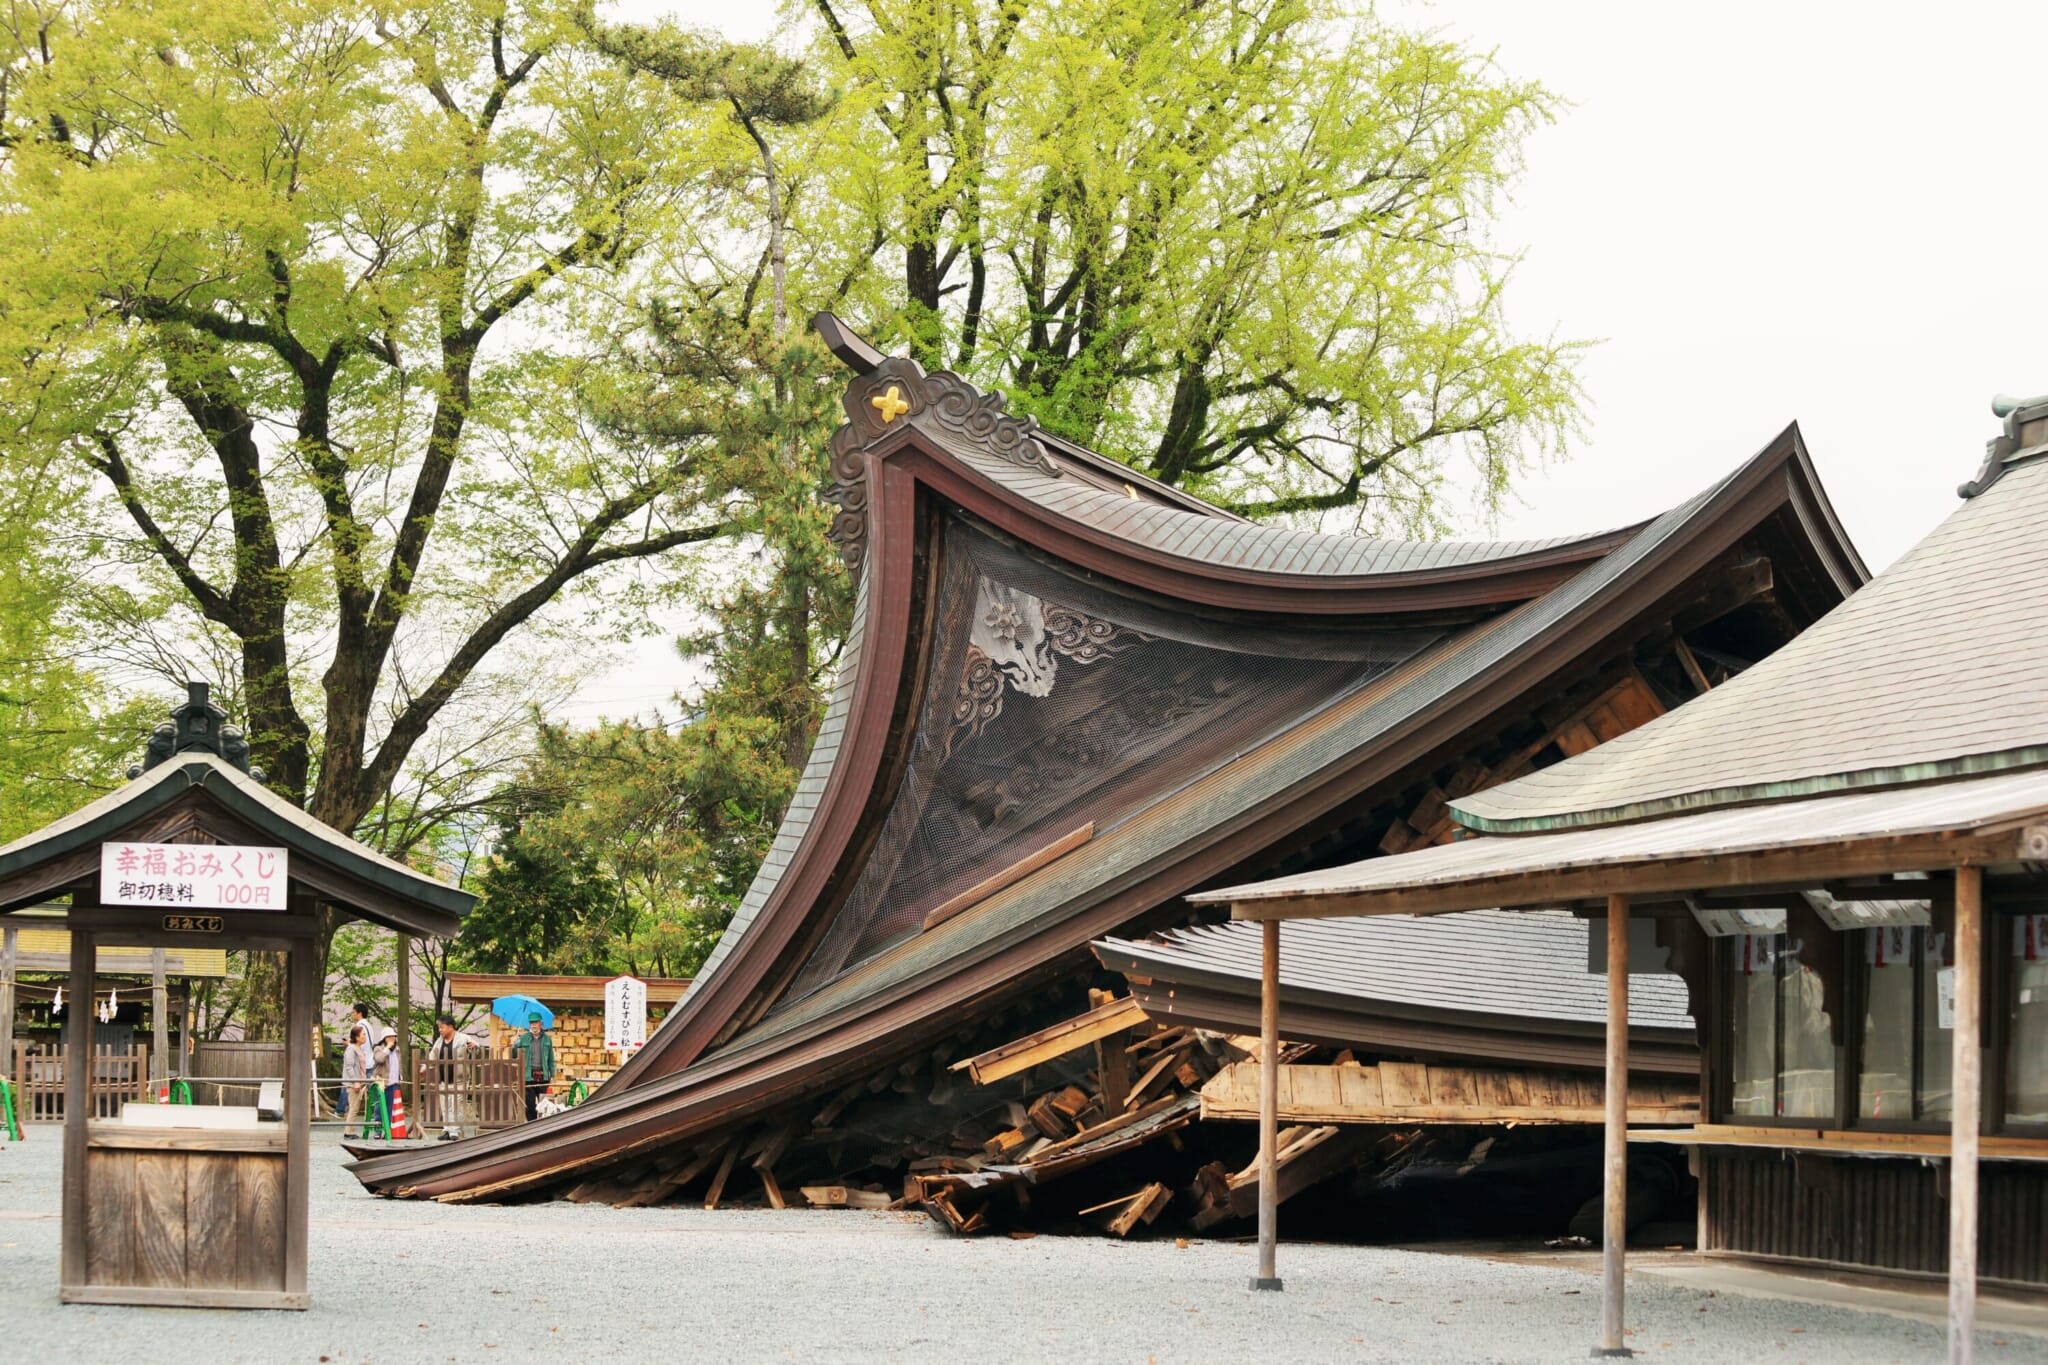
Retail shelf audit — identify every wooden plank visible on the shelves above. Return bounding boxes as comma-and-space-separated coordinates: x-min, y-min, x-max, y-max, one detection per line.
134, 1150, 189, 1289
1201, 1061, 1697, 1126
184, 1153, 240, 1289
59, 1284, 307, 1310
1029, 1093, 1182, 1160
954, 995, 1148, 1085
1094, 987, 1132, 1110
83, 1148, 136, 1289
234, 1155, 287, 1292
1107, 1182, 1171, 1237
922, 823, 1094, 931
1124, 1044, 1188, 1112
800, 1185, 891, 1209
757, 1164, 787, 1211
1426, 1067, 1480, 1108
1672, 638, 1714, 695
702, 1140, 740, 1210
1378, 1061, 1430, 1108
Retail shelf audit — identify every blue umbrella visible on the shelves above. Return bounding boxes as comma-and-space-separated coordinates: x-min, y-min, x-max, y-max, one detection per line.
492, 994, 554, 1028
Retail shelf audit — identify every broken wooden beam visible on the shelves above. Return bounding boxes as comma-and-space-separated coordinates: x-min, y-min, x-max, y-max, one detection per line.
951, 994, 1147, 1085
1200, 1060, 1700, 1126
801, 1185, 892, 1210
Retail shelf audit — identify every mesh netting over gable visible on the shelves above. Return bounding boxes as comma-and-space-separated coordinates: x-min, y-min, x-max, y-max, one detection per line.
782, 514, 1438, 1001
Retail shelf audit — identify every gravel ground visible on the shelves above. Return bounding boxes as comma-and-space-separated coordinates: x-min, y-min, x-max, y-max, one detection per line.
1, 1127, 2041, 1364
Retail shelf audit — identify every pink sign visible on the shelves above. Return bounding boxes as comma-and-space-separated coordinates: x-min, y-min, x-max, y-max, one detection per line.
99, 842, 289, 911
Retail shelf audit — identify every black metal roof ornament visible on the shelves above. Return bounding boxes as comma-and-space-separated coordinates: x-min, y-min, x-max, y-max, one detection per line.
128, 681, 263, 781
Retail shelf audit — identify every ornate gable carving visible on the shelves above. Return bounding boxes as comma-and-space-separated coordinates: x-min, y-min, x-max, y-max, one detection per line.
824, 359, 1063, 572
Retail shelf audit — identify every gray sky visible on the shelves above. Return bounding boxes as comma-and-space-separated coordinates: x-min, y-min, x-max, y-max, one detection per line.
567, 0, 2046, 720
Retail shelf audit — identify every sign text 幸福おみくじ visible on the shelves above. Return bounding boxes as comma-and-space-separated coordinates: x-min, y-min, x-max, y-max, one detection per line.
100, 841, 289, 910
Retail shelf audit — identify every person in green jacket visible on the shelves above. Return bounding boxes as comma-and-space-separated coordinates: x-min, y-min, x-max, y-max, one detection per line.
513, 1013, 555, 1122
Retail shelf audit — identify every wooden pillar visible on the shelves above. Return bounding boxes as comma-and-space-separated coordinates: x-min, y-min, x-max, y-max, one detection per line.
177, 990, 193, 1079
150, 947, 168, 1084
60, 928, 95, 1290
1949, 864, 1984, 1365
284, 938, 317, 1299
0, 923, 15, 1085
1596, 893, 1633, 1357
1252, 916, 1283, 1291
395, 931, 413, 1093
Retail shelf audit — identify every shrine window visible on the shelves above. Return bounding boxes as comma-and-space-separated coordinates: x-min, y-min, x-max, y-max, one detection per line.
1723, 932, 1838, 1121
2006, 913, 2048, 1129
1854, 926, 1953, 1124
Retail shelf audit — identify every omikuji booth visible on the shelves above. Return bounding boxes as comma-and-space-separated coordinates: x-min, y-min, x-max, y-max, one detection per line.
0, 684, 471, 1308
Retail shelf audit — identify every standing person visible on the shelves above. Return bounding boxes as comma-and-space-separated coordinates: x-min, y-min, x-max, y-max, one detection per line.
340, 1022, 372, 1139
512, 1013, 554, 1123
374, 1026, 404, 1134
426, 1013, 474, 1140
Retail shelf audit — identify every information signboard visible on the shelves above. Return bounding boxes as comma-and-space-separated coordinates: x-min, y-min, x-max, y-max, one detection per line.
99, 841, 289, 910
604, 974, 648, 1052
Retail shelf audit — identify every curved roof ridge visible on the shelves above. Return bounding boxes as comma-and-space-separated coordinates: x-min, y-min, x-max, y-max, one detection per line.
822, 346, 1638, 588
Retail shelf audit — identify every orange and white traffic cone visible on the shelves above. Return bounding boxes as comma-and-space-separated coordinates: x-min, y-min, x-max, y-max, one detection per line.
388, 1087, 409, 1139
157, 1082, 170, 1104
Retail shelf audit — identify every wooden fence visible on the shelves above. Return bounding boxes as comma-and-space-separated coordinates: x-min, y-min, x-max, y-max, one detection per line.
10, 1043, 152, 1122
414, 1055, 527, 1133
189, 1039, 289, 1106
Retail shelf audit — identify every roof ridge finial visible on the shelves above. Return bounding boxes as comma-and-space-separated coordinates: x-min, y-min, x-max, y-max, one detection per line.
129, 680, 261, 780
1959, 390, 2048, 499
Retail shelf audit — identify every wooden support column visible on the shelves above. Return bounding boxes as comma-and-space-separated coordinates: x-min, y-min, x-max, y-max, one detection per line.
150, 947, 168, 1084
1949, 864, 1984, 1365
177, 990, 193, 1079
60, 928, 95, 1290
1, 923, 15, 1084
1252, 916, 1283, 1291
1596, 893, 1633, 1357
394, 931, 413, 1092
285, 938, 317, 1300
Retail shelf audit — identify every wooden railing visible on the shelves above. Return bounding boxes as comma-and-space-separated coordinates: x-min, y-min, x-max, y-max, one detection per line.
414, 1055, 527, 1133
10, 1043, 152, 1122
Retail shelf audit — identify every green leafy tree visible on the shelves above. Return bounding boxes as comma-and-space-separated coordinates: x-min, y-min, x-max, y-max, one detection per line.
798, 0, 1579, 526
0, 457, 155, 843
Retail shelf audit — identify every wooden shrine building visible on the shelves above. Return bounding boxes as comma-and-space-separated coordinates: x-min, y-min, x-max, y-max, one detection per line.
1195, 394, 2048, 1358
0, 683, 472, 1309
348, 314, 1865, 1220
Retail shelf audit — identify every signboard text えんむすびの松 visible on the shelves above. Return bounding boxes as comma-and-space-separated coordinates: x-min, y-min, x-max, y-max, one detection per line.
98, 841, 290, 911
605, 974, 648, 1052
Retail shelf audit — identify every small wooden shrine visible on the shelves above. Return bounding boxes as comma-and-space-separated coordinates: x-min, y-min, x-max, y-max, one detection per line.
0, 683, 472, 1309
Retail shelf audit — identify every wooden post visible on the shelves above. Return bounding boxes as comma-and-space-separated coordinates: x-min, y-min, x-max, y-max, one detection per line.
394, 931, 413, 1096
285, 938, 316, 1300
1596, 893, 1633, 1357
1949, 864, 1983, 1365
1252, 916, 1283, 1291
150, 947, 168, 1084
0, 923, 15, 1086
60, 928, 95, 1290
177, 990, 193, 1080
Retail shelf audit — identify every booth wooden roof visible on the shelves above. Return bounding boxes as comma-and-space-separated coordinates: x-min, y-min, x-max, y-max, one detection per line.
0, 753, 474, 938
1196, 766, 2048, 920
